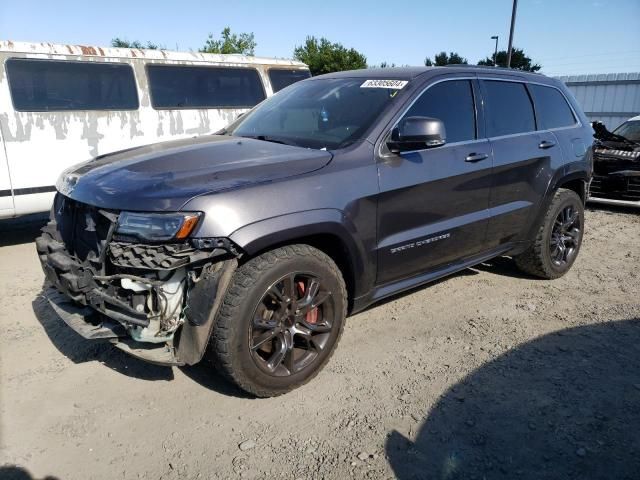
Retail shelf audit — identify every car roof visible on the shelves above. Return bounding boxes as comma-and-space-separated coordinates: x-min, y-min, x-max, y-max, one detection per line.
314, 65, 549, 81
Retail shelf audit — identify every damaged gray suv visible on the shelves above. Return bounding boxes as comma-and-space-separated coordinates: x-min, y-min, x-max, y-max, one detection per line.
37, 67, 593, 396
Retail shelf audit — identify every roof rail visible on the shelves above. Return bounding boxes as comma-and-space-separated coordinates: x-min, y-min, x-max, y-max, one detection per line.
444, 64, 546, 76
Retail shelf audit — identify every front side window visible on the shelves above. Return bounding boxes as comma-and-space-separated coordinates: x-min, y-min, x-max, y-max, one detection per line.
147, 65, 265, 109
529, 84, 576, 129
228, 77, 406, 150
403, 80, 476, 143
268, 69, 312, 93
482, 80, 535, 137
6, 58, 138, 111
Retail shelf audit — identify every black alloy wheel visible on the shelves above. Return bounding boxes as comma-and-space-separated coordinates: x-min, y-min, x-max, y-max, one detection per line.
250, 272, 334, 377
549, 204, 581, 267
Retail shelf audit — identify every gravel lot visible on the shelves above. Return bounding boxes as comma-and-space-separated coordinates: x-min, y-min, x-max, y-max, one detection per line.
1, 206, 639, 480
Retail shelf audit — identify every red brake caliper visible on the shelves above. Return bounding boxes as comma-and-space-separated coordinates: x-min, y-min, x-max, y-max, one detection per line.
297, 281, 319, 324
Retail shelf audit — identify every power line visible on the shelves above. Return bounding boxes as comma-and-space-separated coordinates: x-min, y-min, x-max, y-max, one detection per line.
535, 50, 640, 62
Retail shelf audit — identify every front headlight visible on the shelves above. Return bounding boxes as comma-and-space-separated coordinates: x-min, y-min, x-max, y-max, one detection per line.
116, 212, 202, 242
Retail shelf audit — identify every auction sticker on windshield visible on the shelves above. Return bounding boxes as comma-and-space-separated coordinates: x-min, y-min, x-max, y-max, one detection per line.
360, 80, 408, 89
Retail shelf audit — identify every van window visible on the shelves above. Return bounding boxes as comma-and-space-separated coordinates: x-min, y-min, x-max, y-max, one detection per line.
482, 80, 535, 137
404, 80, 476, 143
6, 58, 138, 112
528, 84, 576, 129
147, 65, 266, 109
268, 69, 311, 92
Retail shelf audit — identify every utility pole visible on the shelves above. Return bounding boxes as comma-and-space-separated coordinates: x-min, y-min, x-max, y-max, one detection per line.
491, 36, 499, 67
506, 0, 518, 68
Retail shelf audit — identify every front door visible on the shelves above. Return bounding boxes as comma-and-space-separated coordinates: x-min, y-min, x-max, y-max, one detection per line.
376, 78, 493, 285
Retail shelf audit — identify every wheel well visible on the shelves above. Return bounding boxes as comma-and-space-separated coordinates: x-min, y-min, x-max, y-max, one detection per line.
557, 178, 586, 204
241, 234, 356, 312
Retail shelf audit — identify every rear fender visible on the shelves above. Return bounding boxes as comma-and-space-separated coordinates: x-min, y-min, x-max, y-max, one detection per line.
514, 170, 589, 255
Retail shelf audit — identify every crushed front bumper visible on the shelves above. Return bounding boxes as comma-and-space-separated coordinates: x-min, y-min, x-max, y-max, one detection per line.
36, 216, 239, 366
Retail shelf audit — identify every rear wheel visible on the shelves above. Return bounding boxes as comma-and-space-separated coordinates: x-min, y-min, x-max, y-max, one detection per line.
209, 244, 347, 397
514, 188, 584, 279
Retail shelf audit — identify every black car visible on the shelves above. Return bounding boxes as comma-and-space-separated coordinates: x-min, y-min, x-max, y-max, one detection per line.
37, 66, 593, 396
590, 117, 640, 206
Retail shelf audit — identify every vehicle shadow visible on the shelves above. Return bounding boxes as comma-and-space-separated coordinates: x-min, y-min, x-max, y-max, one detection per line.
31, 286, 253, 396
385, 318, 640, 479
471, 256, 538, 280
31, 289, 174, 382
360, 257, 536, 315
0, 214, 48, 247
0, 465, 59, 480
180, 362, 253, 399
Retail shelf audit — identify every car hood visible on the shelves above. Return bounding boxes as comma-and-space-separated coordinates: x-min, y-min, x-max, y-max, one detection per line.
59, 135, 333, 212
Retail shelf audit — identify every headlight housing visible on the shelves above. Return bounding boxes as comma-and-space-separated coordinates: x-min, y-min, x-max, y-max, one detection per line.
116, 212, 202, 242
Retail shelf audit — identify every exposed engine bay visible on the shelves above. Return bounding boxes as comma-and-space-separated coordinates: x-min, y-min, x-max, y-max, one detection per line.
36, 194, 239, 365
590, 120, 640, 206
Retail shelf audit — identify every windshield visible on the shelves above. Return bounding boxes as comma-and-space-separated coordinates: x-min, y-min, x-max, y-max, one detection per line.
228, 77, 406, 150
613, 120, 640, 143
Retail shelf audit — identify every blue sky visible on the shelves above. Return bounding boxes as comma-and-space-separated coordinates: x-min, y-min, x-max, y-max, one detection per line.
2, 0, 639, 76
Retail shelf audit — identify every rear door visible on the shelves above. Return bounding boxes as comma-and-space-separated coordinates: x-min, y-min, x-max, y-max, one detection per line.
376, 77, 493, 284
480, 78, 564, 248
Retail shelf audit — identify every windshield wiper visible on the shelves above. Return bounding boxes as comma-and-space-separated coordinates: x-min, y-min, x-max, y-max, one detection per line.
239, 135, 298, 147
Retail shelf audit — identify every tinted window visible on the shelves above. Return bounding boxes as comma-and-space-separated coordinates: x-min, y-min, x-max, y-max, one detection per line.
269, 69, 311, 92
404, 80, 476, 143
229, 78, 403, 150
482, 80, 535, 137
614, 120, 640, 142
528, 84, 576, 129
147, 65, 265, 109
6, 58, 138, 111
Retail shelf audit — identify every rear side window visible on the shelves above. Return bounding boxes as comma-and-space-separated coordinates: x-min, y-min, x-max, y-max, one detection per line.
6, 58, 138, 112
147, 65, 265, 109
404, 80, 476, 143
268, 69, 311, 92
482, 80, 535, 137
528, 84, 576, 129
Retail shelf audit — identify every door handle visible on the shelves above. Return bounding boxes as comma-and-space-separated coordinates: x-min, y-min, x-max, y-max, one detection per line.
465, 152, 489, 163
539, 140, 556, 149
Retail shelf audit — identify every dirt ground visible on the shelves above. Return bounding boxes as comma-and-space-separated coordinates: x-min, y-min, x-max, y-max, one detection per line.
1, 206, 639, 480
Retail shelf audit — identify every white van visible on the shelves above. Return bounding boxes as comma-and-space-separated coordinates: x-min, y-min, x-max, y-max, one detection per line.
0, 41, 311, 219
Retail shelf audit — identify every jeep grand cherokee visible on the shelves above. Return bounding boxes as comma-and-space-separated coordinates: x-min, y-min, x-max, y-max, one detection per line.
37, 67, 593, 397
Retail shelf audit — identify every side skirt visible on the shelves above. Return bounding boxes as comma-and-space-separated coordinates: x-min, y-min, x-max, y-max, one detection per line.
351, 244, 514, 314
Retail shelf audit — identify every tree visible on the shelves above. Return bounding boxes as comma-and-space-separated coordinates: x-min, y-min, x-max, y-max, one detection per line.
478, 47, 541, 72
200, 27, 256, 55
293, 37, 367, 76
424, 51, 468, 66
111, 38, 161, 49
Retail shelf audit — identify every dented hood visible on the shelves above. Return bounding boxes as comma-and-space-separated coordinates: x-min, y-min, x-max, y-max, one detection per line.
59, 135, 333, 211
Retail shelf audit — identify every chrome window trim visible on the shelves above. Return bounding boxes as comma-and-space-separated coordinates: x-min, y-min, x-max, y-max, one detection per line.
378, 74, 583, 157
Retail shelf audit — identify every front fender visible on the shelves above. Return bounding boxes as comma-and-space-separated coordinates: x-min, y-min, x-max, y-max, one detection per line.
229, 209, 372, 299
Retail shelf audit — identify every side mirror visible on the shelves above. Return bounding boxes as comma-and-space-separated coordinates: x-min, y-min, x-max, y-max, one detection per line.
388, 116, 446, 153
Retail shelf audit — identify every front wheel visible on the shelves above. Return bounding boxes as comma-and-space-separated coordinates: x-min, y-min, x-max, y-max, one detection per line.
514, 188, 584, 279
208, 244, 347, 397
